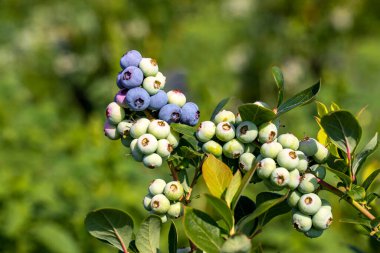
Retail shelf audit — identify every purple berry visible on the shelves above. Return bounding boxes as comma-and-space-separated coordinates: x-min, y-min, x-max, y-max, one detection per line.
180, 102, 199, 126
116, 71, 123, 89
149, 90, 168, 110
120, 66, 143, 89
158, 104, 182, 124
126, 87, 150, 111
114, 88, 128, 108
120, 50, 142, 69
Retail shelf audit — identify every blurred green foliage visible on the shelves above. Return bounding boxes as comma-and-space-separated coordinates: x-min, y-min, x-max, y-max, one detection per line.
0, 0, 380, 252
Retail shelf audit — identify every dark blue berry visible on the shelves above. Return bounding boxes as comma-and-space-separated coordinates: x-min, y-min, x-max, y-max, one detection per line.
126, 87, 150, 111
149, 90, 168, 110
180, 102, 199, 126
120, 66, 143, 89
120, 50, 142, 69
159, 104, 182, 124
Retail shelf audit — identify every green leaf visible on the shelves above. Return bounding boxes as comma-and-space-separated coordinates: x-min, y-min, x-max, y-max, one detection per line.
171, 123, 196, 137
136, 215, 161, 253
85, 208, 134, 252
180, 134, 200, 150
237, 192, 288, 232
330, 102, 341, 111
276, 80, 320, 116
231, 162, 258, 210
353, 133, 378, 175
225, 170, 242, 208
258, 198, 292, 227
326, 166, 351, 186
366, 192, 380, 205
370, 218, 380, 229
233, 196, 257, 236
179, 146, 202, 159
316, 101, 328, 117
183, 207, 223, 253
320, 110, 362, 155
204, 194, 234, 231
272, 66, 284, 108
168, 221, 177, 253
362, 169, 380, 191
210, 97, 230, 121
339, 218, 371, 227
238, 103, 276, 125
220, 234, 252, 253
347, 185, 366, 201
202, 154, 233, 198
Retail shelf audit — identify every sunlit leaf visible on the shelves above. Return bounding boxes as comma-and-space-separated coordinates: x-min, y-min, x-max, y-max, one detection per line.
272, 66, 284, 108
353, 133, 378, 176
225, 170, 242, 208
136, 215, 161, 253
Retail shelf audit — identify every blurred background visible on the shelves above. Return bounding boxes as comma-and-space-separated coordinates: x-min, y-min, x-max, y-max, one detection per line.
1, 0, 380, 252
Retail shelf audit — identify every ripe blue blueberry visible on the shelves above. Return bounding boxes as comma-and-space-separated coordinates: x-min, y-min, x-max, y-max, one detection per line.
260, 141, 283, 159
158, 104, 182, 124
312, 206, 333, 230
298, 173, 319, 194
167, 90, 187, 107
298, 137, 319, 156
256, 157, 276, 179
258, 122, 278, 143
149, 90, 168, 111
196, 121, 216, 142
143, 76, 162, 95
213, 110, 236, 125
180, 102, 200, 126
137, 134, 158, 155
292, 211, 312, 232
287, 190, 302, 208
120, 50, 142, 69
120, 66, 144, 89
276, 149, 299, 170
104, 120, 120, 140
106, 102, 125, 124
270, 167, 290, 187
130, 118, 150, 139
116, 71, 123, 89
143, 153, 163, 168
277, 133, 299, 150
139, 58, 159, 76
309, 164, 327, 179
236, 121, 258, 143
216, 122, 235, 142
150, 194, 170, 214
148, 120, 170, 139
298, 193, 322, 215
156, 139, 173, 158
164, 181, 184, 201
126, 87, 151, 111
167, 202, 184, 219
239, 153, 256, 171
222, 139, 245, 159
202, 140, 223, 157
114, 88, 128, 108
148, 179, 166, 195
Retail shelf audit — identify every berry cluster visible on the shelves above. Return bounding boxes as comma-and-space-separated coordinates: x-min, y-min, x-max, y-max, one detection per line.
143, 179, 184, 223
103, 49, 200, 168
195, 110, 258, 163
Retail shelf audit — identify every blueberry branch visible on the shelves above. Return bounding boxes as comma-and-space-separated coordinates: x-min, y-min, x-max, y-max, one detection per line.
167, 160, 179, 181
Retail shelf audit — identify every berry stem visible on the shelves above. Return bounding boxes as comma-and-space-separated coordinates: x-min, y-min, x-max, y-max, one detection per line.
318, 178, 376, 220
167, 160, 179, 181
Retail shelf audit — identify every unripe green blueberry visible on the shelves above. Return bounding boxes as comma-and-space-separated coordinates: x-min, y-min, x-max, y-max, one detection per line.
288, 169, 301, 190
143, 194, 153, 211
121, 135, 133, 147
214, 110, 236, 124
104, 120, 121, 140
298, 193, 322, 215
167, 202, 184, 218
298, 137, 318, 156
157, 214, 168, 223
254, 101, 271, 109
258, 122, 278, 143
117, 120, 134, 138
143, 153, 163, 168
276, 149, 299, 170
202, 140, 223, 157
139, 58, 159, 76
244, 143, 255, 153
260, 141, 283, 159
106, 102, 125, 124
220, 234, 252, 253
292, 211, 312, 232
148, 119, 170, 139
196, 121, 216, 142
256, 157, 276, 179
263, 178, 285, 191
287, 190, 302, 207
222, 139, 245, 159
270, 167, 290, 187
298, 173, 319, 193
216, 122, 235, 142
130, 139, 144, 162
150, 194, 170, 214
277, 133, 299, 150
167, 90, 186, 107
164, 181, 184, 201
304, 227, 324, 238
235, 113, 242, 124
239, 153, 256, 172
156, 139, 173, 158
312, 206, 333, 230
137, 134, 158, 155
309, 164, 327, 179
236, 121, 258, 143
155, 72, 166, 89
313, 142, 329, 163
295, 151, 308, 173
167, 129, 180, 148
321, 199, 332, 211
142, 76, 162, 95
148, 179, 166, 195
130, 118, 150, 139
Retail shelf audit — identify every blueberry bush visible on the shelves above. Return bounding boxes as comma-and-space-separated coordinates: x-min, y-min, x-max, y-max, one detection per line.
83, 49, 380, 253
